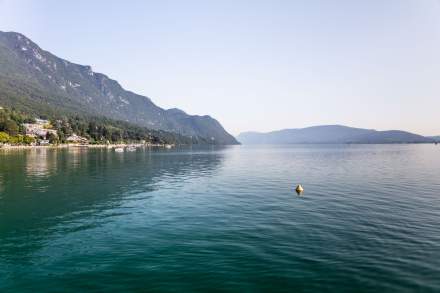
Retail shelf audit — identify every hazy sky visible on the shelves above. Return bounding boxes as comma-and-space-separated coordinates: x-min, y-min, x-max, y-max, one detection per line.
1, 0, 439, 135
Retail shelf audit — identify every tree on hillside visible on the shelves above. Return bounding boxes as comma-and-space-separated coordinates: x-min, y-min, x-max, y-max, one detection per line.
47, 132, 59, 144
0, 119, 19, 136
0, 131, 10, 143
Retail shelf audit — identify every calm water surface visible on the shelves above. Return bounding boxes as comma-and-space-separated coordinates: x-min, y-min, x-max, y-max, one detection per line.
1, 145, 440, 292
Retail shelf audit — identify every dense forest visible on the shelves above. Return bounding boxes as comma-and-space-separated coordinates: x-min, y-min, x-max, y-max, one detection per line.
0, 106, 210, 145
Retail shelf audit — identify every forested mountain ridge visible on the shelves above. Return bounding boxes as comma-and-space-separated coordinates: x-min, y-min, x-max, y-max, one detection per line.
237, 125, 435, 144
0, 31, 238, 144
0, 106, 210, 145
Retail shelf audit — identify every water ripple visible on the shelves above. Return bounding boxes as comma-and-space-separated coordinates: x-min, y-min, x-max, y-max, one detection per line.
1, 145, 440, 291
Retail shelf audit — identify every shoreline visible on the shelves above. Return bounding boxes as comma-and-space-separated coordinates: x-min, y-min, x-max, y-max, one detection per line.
0, 143, 173, 150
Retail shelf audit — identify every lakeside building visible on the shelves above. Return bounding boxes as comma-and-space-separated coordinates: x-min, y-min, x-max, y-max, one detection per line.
66, 134, 89, 144
23, 119, 58, 138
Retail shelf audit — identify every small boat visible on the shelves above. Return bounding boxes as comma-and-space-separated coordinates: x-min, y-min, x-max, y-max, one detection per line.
114, 147, 124, 153
127, 146, 137, 152
165, 144, 173, 149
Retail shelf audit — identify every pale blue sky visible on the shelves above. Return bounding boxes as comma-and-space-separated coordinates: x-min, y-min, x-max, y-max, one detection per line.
1, 0, 439, 135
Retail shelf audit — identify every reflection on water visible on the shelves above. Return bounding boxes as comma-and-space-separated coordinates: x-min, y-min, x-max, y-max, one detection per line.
1, 145, 440, 292
67, 147, 89, 169
0, 174, 3, 196
24, 148, 54, 178
24, 149, 59, 192
0, 147, 225, 261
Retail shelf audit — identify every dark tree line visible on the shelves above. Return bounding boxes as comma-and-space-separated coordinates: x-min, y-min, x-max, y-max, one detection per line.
0, 107, 209, 145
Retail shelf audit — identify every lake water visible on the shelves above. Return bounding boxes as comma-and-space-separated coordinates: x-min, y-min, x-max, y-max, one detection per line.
1, 145, 440, 292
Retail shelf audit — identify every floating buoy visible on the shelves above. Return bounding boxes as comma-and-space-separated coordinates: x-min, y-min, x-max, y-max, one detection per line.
295, 184, 304, 194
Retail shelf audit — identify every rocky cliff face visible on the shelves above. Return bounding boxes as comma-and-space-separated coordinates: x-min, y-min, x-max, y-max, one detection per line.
0, 31, 238, 144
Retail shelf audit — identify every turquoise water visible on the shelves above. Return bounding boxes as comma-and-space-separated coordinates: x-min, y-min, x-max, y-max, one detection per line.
1, 145, 440, 292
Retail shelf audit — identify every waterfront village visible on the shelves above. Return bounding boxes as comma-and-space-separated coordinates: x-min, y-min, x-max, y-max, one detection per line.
1, 117, 90, 147
0, 107, 172, 149
22, 118, 89, 145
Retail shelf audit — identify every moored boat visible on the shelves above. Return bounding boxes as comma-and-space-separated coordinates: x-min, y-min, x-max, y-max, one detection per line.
114, 147, 124, 153
127, 146, 137, 152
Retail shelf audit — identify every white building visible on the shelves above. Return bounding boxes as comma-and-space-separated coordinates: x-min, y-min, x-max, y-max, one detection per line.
23, 120, 57, 138
66, 133, 88, 144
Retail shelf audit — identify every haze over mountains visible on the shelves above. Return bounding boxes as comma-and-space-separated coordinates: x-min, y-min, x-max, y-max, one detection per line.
237, 125, 436, 144
0, 31, 238, 144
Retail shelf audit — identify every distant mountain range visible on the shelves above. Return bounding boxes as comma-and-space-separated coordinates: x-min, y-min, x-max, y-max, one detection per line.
237, 125, 436, 144
0, 31, 238, 144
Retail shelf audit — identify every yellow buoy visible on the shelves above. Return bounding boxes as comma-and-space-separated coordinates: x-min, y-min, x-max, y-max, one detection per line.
295, 184, 304, 194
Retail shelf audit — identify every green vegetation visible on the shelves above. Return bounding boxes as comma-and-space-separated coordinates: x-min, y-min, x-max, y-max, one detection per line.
52, 114, 208, 145
0, 31, 239, 145
0, 131, 10, 143
0, 133, 36, 145
0, 106, 209, 146
0, 108, 35, 145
